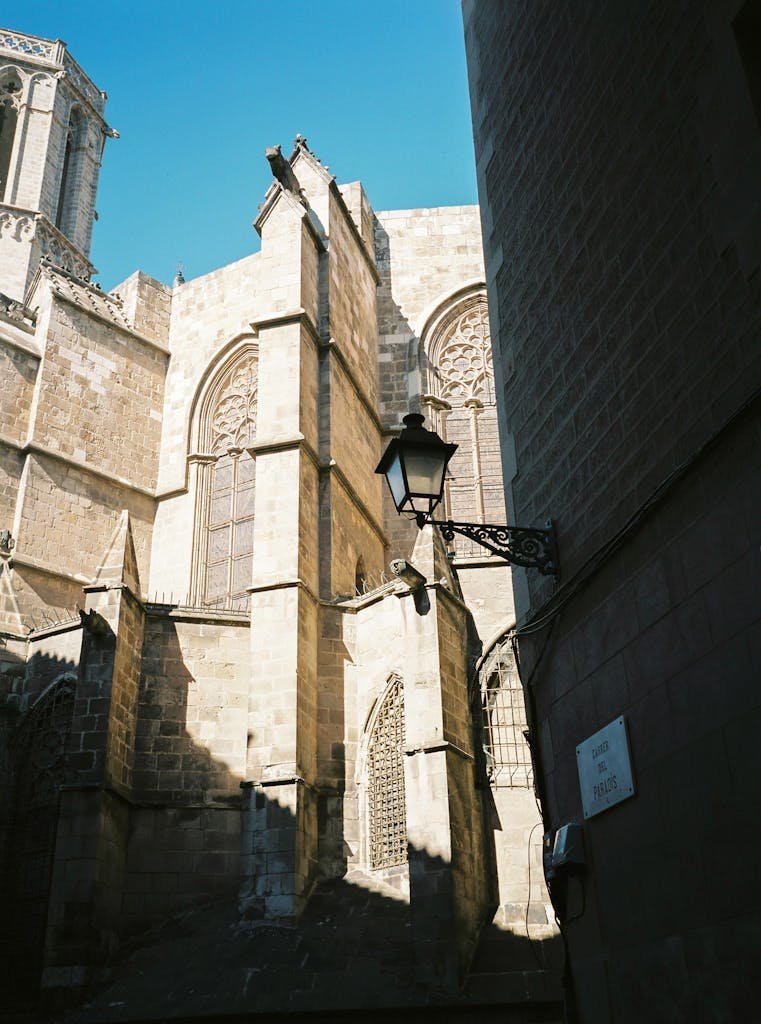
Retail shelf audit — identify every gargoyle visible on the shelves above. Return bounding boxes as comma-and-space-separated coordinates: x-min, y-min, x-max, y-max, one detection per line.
265, 145, 302, 197
78, 607, 111, 636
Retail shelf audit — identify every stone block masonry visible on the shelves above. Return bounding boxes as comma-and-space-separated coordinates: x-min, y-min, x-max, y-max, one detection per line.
464, 1, 761, 1019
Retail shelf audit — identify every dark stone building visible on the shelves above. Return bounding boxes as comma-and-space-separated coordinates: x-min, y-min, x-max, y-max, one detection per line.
463, 1, 761, 1021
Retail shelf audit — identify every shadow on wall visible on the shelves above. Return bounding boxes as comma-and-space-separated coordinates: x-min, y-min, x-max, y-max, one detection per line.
1, 615, 562, 1020
373, 217, 424, 565
0, 647, 80, 1005
65, 799, 562, 1023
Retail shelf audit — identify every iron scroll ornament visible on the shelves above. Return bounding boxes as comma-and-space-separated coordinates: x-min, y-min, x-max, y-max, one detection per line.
421, 516, 559, 578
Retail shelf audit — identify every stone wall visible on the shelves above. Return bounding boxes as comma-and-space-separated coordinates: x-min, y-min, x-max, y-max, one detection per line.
464, 0, 761, 606
464, 0, 761, 1019
375, 206, 486, 426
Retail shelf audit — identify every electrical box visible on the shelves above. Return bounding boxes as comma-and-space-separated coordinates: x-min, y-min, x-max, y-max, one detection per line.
552, 823, 585, 871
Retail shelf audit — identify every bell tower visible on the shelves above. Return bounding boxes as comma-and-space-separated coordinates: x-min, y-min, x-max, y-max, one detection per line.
0, 29, 115, 301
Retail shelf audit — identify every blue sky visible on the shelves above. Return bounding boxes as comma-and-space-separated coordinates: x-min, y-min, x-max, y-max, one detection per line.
13, 1, 477, 289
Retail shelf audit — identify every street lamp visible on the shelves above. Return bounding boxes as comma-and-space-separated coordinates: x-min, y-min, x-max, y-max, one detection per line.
376, 413, 559, 578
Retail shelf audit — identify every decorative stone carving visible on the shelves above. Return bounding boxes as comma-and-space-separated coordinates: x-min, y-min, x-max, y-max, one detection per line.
0, 30, 55, 60
0, 73, 21, 110
436, 299, 493, 402
0, 292, 35, 327
36, 219, 92, 280
209, 354, 258, 454
0, 209, 34, 242
62, 54, 106, 114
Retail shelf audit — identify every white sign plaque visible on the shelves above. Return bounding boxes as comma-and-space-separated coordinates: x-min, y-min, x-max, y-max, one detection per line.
576, 716, 635, 819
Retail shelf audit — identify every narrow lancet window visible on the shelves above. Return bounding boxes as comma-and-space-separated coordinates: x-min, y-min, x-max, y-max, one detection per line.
0, 75, 21, 203
191, 347, 258, 611
55, 108, 84, 236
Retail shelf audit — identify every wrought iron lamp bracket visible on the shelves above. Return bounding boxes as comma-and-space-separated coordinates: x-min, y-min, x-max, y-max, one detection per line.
417, 515, 559, 578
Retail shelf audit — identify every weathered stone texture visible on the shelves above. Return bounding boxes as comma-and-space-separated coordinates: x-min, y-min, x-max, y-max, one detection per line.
32, 293, 166, 489
135, 615, 250, 801
16, 454, 155, 586
375, 206, 486, 426
0, 336, 38, 441
155, 252, 260, 494
465, 0, 761, 593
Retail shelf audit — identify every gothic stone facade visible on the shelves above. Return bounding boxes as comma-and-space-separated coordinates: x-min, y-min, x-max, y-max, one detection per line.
0, 29, 560, 1018
464, 1, 761, 1022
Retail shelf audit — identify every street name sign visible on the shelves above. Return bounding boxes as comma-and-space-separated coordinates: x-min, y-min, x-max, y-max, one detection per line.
576, 716, 635, 819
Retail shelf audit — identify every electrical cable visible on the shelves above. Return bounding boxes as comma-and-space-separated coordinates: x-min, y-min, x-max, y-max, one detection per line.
524, 820, 545, 969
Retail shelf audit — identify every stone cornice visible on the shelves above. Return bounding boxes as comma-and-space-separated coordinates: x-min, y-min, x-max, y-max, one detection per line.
247, 576, 320, 606
42, 273, 171, 356
0, 434, 157, 499
0, 317, 40, 354
10, 550, 91, 585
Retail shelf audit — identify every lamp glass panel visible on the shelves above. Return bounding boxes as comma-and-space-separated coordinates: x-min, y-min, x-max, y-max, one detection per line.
385, 453, 408, 511
404, 449, 446, 498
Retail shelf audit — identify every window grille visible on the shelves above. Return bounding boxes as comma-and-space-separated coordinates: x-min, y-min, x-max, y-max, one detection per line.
367, 677, 407, 870
479, 642, 533, 788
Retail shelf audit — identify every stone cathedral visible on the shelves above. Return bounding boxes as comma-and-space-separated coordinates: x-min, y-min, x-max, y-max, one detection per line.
0, 29, 559, 1019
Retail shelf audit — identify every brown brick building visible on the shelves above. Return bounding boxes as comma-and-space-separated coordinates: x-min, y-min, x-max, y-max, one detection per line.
463, 1, 761, 1021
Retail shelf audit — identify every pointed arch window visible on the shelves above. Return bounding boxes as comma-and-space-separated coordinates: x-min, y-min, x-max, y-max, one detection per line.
0, 73, 21, 203
421, 291, 506, 557
191, 347, 258, 610
367, 676, 407, 870
55, 107, 85, 236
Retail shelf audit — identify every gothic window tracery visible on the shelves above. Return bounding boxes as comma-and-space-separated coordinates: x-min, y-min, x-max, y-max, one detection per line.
0, 72, 21, 203
433, 299, 494, 404
422, 292, 505, 554
367, 676, 407, 870
191, 347, 258, 610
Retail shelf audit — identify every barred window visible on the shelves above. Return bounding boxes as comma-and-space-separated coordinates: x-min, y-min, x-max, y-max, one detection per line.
367, 677, 407, 870
479, 639, 533, 788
